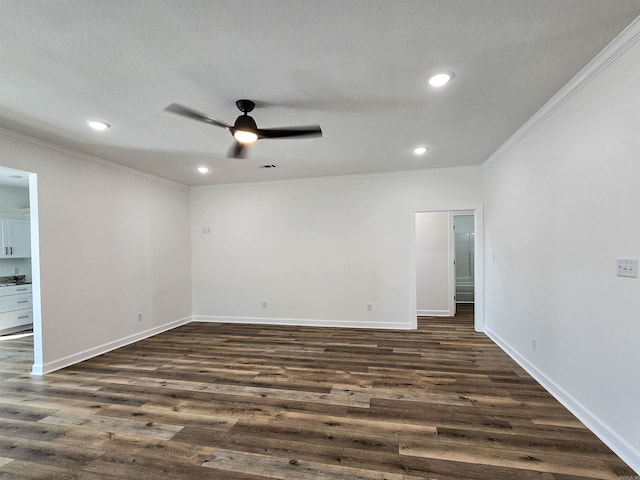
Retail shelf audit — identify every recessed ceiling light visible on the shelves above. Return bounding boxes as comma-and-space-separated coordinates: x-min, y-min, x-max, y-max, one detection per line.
414, 146, 428, 155
197, 166, 210, 174
87, 120, 110, 131
427, 72, 454, 87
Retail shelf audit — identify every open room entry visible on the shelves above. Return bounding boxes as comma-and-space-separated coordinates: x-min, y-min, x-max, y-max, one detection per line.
453, 212, 475, 305
0, 165, 42, 373
412, 207, 484, 332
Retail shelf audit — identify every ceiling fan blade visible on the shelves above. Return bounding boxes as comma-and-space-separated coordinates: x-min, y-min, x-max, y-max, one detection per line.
164, 103, 231, 129
256, 125, 322, 139
228, 141, 248, 159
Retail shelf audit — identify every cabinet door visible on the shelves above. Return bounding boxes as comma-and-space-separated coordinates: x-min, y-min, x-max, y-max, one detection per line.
0, 220, 9, 258
0, 293, 32, 313
0, 309, 33, 333
8, 219, 31, 257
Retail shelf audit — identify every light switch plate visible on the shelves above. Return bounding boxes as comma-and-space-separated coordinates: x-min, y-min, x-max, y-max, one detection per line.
616, 258, 638, 278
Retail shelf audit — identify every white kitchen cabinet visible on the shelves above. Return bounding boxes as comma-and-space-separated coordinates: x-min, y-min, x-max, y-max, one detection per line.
0, 309, 32, 333
0, 218, 31, 258
0, 284, 32, 335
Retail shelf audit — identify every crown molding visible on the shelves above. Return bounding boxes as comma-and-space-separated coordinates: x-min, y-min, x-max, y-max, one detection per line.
0, 126, 187, 189
190, 165, 482, 191
483, 16, 640, 169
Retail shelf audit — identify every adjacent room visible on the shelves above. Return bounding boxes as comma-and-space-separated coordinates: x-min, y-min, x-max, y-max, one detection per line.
0, 1, 638, 478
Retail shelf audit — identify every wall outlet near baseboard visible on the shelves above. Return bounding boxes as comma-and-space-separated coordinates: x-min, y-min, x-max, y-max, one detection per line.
13, 267, 19, 274
367, 304, 373, 312
137, 312, 143, 322
532, 338, 537, 351
262, 302, 267, 309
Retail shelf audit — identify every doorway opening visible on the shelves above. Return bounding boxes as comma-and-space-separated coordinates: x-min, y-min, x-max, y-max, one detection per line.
453, 213, 475, 317
0, 165, 41, 374
412, 207, 483, 332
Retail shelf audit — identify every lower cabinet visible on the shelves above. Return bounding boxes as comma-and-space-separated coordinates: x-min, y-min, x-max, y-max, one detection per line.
0, 284, 33, 335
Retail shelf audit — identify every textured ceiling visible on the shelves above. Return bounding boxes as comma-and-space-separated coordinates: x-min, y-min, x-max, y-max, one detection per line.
1, 1, 639, 186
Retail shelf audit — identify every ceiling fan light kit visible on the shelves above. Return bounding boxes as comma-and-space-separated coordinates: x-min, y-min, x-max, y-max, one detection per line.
232, 100, 258, 144
233, 130, 258, 144
164, 99, 322, 159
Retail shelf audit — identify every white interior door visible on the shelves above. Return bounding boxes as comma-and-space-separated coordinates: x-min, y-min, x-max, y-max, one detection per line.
415, 211, 455, 317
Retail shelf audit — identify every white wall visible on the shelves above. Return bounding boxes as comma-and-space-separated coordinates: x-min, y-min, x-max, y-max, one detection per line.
0, 185, 29, 215
415, 211, 451, 316
0, 258, 31, 279
484, 27, 640, 472
0, 129, 192, 373
191, 167, 483, 329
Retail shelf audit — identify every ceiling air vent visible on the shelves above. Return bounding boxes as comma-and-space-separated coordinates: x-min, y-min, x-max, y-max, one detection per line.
259, 164, 277, 169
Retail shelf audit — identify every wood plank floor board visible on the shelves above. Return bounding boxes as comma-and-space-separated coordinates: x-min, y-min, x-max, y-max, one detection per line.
0, 435, 104, 470
433, 425, 617, 457
227, 419, 401, 455
398, 437, 620, 479
0, 417, 68, 443
95, 403, 238, 432
0, 391, 112, 415
38, 410, 184, 441
339, 446, 562, 480
0, 382, 147, 408
0, 403, 58, 423
202, 447, 408, 480
84, 457, 267, 480
0, 459, 123, 480
169, 425, 234, 446
0, 311, 635, 479
201, 430, 351, 467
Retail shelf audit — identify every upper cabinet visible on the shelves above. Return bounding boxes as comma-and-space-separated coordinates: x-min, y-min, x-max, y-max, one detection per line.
0, 218, 31, 258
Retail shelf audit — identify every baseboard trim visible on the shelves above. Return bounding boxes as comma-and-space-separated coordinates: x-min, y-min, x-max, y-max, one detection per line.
417, 309, 452, 317
31, 316, 193, 375
193, 315, 413, 330
484, 326, 640, 475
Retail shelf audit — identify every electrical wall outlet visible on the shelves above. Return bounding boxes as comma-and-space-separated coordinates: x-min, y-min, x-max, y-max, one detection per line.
532, 338, 537, 351
367, 304, 373, 312
262, 302, 267, 309
13, 267, 19, 274
137, 312, 143, 322
616, 258, 638, 278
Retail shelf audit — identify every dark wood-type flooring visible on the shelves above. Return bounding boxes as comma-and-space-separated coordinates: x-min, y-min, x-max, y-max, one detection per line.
0, 308, 636, 479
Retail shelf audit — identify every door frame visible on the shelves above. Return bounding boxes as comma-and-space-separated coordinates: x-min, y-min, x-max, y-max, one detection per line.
410, 205, 484, 332
28, 172, 43, 374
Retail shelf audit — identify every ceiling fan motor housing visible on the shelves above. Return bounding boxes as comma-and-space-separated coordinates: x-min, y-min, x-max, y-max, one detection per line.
233, 114, 258, 132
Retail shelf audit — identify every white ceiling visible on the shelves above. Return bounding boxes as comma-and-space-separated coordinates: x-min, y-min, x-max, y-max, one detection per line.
1, 1, 639, 186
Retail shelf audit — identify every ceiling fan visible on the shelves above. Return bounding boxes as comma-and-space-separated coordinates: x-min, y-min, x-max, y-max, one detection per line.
164, 99, 322, 159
